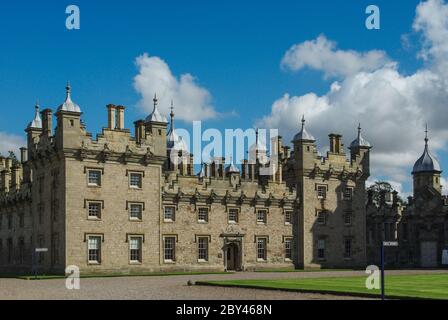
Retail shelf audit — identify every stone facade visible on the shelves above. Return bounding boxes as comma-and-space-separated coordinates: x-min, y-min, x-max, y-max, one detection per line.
0, 85, 370, 275
367, 136, 448, 268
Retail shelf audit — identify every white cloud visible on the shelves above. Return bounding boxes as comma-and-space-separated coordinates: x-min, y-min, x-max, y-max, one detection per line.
134, 53, 217, 122
258, 0, 448, 193
0, 132, 25, 157
281, 35, 392, 78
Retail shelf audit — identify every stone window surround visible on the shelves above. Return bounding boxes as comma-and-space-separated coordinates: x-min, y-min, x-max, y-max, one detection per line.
282, 236, 293, 261
197, 206, 210, 224
316, 210, 327, 225
227, 207, 240, 224
283, 209, 293, 225
126, 201, 145, 221
255, 208, 268, 225
163, 206, 176, 222
315, 184, 328, 199
126, 234, 144, 264
85, 167, 104, 187
195, 235, 211, 262
84, 199, 104, 220
255, 236, 269, 262
126, 170, 145, 189
162, 235, 178, 263
343, 186, 354, 201
84, 233, 104, 265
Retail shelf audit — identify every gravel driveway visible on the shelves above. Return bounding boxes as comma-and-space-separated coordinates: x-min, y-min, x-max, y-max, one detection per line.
0, 269, 445, 300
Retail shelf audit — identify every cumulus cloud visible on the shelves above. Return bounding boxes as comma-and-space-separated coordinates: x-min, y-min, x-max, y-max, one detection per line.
258, 0, 448, 193
0, 132, 25, 157
134, 53, 217, 122
281, 35, 392, 78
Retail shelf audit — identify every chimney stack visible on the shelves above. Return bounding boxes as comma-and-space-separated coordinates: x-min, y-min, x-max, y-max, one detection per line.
116, 105, 125, 130
41, 109, 53, 137
107, 104, 117, 129
134, 120, 145, 144
329, 134, 343, 154
20, 147, 28, 163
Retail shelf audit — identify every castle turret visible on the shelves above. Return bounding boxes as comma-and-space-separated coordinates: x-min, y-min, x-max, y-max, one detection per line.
349, 124, 371, 177
145, 94, 168, 157
25, 103, 43, 159
292, 116, 316, 171
55, 82, 83, 150
412, 125, 442, 195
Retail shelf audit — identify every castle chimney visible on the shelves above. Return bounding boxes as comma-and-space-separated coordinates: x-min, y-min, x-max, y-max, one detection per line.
20, 147, 28, 163
134, 120, 145, 144
329, 134, 343, 154
107, 104, 117, 129
116, 105, 125, 130
41, 109, 53, 137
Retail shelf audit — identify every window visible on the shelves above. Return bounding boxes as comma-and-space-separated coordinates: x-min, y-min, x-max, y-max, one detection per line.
129, 237, 142, 263
344, 238, 352, 259
88, 236, 101, 263
285, 211, 292, 225
164, 206, 175, 221
257, 209, 267, 224
317, 211, 326, 225
344, 211, 353, 225
317, 239, 325, 259
198, 237, 209, 261
88, 202, 101, 219
129, 173, 143, 189
198, 207, 209, 223
285, 238, 292, 260
164, 237, 176, 262
228, 208, 239, 223
129, 204, 143, 220
343, 187, 353, 200
317, 185, 327, 199
88, 170, 102, 186
257, 238, 267, 261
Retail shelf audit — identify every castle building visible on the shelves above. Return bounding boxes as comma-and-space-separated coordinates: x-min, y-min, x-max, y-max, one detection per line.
0, 85, 370, 274
367, 128, 448, 268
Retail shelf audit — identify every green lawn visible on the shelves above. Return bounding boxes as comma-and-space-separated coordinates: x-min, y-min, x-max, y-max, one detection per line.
254, 268, 353, 273
197, 274, 448, 300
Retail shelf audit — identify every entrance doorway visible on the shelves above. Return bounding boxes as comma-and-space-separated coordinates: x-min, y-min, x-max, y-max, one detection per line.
225, 243, 241, 271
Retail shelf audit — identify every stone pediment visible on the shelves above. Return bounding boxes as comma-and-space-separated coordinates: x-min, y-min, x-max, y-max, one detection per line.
221, 224, 244, 237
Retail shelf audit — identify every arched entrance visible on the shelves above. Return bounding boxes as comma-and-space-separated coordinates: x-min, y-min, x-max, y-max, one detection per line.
221, 225, 244, 271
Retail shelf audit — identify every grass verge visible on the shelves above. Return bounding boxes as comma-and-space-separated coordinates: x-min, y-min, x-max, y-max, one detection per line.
196, 273, 448, 300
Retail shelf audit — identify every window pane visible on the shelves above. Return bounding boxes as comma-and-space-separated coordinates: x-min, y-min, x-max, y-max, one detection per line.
257, 238, 267, 260
198, 208, 209, 222
88, 171, 101, 185
164, 207, 175, 220
130, 173, 142, 188
164, 237, 175, 261
130, 204, 142, 219
198, 238, 208, 261
228, 209, 238, 223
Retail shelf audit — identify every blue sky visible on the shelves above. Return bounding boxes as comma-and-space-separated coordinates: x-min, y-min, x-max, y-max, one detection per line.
0, 0, 446, 195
